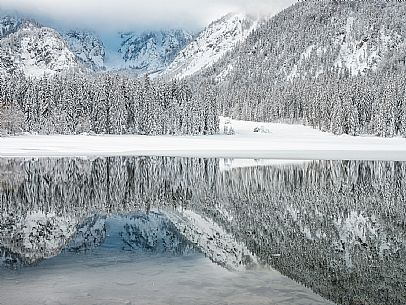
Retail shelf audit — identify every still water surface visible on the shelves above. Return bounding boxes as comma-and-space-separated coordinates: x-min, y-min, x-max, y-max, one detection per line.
0, 157, 405, 305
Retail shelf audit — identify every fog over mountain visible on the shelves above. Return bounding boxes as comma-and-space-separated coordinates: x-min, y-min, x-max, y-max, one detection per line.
0, 0, 295, 32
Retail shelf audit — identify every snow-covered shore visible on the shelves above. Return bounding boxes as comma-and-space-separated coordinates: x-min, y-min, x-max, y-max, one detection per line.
1, 118, 406, 160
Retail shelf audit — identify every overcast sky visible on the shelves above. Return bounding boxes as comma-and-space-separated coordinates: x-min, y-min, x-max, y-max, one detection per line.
1, 0, 296, 31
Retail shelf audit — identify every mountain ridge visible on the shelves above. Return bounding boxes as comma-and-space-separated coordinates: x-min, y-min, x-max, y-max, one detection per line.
0, 18, 81, 77
0, 12, 256, 78
162, 12, 257, 79
193, 0, 406, 137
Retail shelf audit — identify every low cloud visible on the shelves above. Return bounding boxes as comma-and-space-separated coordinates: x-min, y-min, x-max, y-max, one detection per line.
1, 0, 296, 31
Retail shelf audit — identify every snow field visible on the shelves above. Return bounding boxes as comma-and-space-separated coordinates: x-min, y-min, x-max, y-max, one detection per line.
1, 117, 406, 160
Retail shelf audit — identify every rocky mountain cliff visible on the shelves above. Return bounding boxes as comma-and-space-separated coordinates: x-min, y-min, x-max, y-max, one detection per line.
61, 30, 105, 72
163, 13, 257, 79
0, 12, 257, 78
114, 29, 194, 75
0, 18, 80, 77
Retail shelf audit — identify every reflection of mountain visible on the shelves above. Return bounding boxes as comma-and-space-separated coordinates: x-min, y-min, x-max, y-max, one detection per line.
0, 209, 256, 271
0, 157, 405, 304
166, 209, 258, 271
66, 215, 107, 253
119, 212, 196, 255
0, 211, 79, 268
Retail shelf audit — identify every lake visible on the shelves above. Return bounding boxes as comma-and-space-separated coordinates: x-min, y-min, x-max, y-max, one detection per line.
0, 157, 405, 305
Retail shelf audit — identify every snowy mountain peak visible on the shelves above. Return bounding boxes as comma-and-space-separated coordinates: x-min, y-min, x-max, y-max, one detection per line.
110, 29, 194, 74
0, 18, 81, 77
62, 30, 105, 71
0, 16, 23, 38
0, 12, 257, 78
162, 13, 257, 79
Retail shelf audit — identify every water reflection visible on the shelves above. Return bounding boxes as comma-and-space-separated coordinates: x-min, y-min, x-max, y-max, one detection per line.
0, 157, 405, 305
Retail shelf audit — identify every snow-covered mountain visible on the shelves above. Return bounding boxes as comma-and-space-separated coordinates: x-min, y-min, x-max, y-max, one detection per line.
0, 210, 257, 271
285, 14, 405, 80
107, 29, 194, 75
162, 13, 257, 79
0, 16, 23, 38
0, 12, 257, 78
0, 211, 80, 267
166, 209, 258, 271
0, 19, 80, 77
60, 29, 194, 75
62, 30, 105, 71
0, 15, 194, 76
203, 1, 406, 83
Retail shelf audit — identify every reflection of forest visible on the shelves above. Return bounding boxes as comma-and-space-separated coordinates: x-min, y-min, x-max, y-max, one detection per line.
215, 161, 406, 305
0, 157, 405, 305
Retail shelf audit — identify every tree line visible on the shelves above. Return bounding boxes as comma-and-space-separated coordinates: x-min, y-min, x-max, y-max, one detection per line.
211, 71, 406, 137
0, 73, 219, 136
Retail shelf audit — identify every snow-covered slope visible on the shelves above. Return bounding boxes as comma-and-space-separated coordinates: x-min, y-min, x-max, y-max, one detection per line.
62, 30, 105, 71
0, 12, 194, 76
0, 20, 80, 77
66, 216, 107, 252
203, 1, 406, 83
166, 209, 258, 270
331, 16, 402, 76
163, 13, 257, 79
286, 15, 404, 79
108, 213, 198, 255
104, 29, 194, 75
0, 16, 23, 38
0, 211, 80, 267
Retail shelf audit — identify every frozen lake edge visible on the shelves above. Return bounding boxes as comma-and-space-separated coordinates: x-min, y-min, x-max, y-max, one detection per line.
1, 119, 406, 161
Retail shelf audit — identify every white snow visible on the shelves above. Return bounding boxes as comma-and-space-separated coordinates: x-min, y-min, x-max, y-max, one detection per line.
302, 45, 315, 60
0, 22, 79, 77
288, 16, 405, 80
287, 45, 315, 81
102, 30, 193, 74
333, 211, 383, 268
163, 13, 257, 79
219, 158, 309, 172
62, 31, 105, 71
0, 211, 78, 264
166, 209, 258, 271
19, 33, 76, 77
287, 64, 298, 82
21, 212, 77, 252
215, 63, 234, 82
333, 16, 391, 76
1, 118, 406, 160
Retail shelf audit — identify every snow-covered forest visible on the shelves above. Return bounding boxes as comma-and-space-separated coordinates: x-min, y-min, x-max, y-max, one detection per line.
209, 72, 406, 137
198, 0, 406, 137
2, 0, 406, 138
1, 1, 406, 305
0, 73, 219, 135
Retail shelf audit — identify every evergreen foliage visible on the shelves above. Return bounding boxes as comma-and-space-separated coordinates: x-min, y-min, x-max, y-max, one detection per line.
0, 73, 219, 136
197, 0, 406, 137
